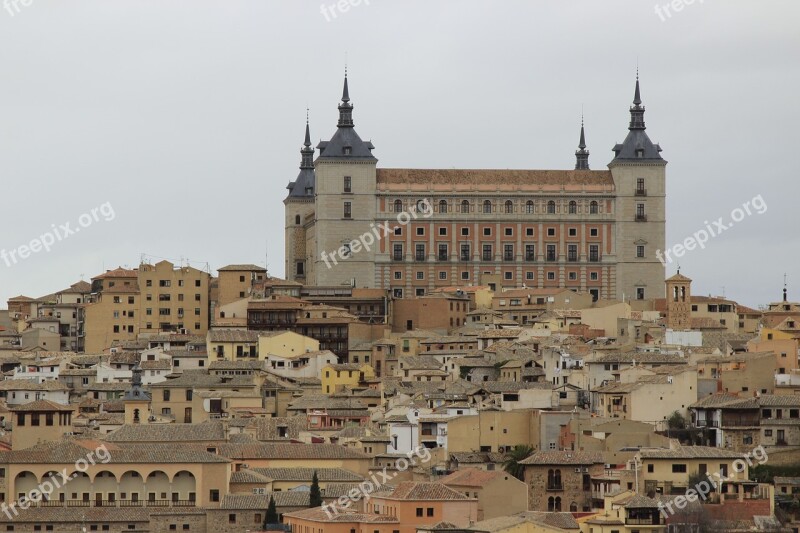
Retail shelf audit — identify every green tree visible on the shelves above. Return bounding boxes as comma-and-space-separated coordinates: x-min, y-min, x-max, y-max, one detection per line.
502, 444, 534, 481
309, 470, 323, 507
668, 410, 687, 430
264, 495, 279, 527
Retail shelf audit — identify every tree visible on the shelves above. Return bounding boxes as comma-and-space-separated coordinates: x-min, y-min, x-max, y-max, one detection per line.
264, 495, 279, 527
668, 410, 687, 430
502, 444, 534, 481
309, 470, 323, 507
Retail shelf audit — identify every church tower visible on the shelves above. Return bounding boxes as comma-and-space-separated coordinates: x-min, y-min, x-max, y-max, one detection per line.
609, 74, 667, 301
665, 271, 692, 330
312, 73, 379, 287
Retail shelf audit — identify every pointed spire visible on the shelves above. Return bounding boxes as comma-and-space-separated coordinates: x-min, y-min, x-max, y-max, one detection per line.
337, 68, 354, 128
629, 70, 646, 130
342, 68, 350, 103
579, 116, 587, 150
575, 113, 590, 170
300, 110, 314, 169
304, 108, 311, 147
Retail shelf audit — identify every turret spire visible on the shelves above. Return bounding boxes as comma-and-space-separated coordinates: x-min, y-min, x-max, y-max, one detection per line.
338, 68, 354, 127
575, 114, 590, 170
300, 110, 314, 169
629, 71, 646, 130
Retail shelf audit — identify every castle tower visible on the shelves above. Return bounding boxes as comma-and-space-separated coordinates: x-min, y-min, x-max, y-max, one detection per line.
284, 115, 317, 283
609, 73, 667, 301
312, 73, 379, 287
665, 272, 692, 330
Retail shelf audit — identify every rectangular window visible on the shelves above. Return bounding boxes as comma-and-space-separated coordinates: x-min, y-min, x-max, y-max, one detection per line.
393, 243, 403, 261
504, 244, 514, 261
636, 245, 645, 258
415, 244, 426, 261
343, 202, 352, 219
672, 464, 687, 473
589, 244, 600, 262
343, 176, 352, 192
525, 244, 535, 261
546, 245, 556, 262
482, 244, 493, 261
460, 244, 470, 261
567, 244, 578, 262
438, 244, 448, 261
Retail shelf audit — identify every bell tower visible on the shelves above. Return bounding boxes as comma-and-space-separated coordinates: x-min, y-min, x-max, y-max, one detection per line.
665, 271, 692, 330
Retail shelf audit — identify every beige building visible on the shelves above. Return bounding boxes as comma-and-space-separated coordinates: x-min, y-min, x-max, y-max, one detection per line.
216, 264, 267, 307
440, 468, 528, 520
83, 267, 140, 352
285, 75, 667, 302
9, 399, 75, 450
138, 260, 211, 336
636, 445, 752, 495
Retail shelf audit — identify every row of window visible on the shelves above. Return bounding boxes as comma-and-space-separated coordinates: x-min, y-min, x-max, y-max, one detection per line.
392, 243, 603, 262
144, 279, 203, 288
393, 269, 602, 282
390, 199, 605, 215
391, 225, 602, 238
113, 323, 203, 333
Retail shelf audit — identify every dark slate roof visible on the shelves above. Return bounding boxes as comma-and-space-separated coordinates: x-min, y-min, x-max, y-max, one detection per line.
317, 126, 376, 161
611, 128, 663, 161
611, 78, 665, 163
286, 167, 316, 199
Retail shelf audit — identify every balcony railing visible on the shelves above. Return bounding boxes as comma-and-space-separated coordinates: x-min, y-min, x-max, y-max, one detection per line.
546, 484, 564, 491
635, 214, 648, 222
635, 188, 648, 196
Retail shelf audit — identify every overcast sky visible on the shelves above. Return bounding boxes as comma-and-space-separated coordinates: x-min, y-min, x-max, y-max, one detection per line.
0, 0, 798, 309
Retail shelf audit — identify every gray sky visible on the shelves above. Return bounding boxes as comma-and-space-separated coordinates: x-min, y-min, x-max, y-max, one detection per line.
0, 0, 798, 309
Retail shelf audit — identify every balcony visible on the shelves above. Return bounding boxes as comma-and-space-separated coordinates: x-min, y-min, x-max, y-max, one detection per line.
393, 252, 403, 261
546, 483, 564, 491
635, 188, 648, 196
635, 214, 648, 222
415, 253, 426, 262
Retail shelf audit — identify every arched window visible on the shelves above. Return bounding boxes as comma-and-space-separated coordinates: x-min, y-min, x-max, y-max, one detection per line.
483, 200, 492, 214
461, 200, 470, 213
504, 200, 513, 214
548, 497, 555, 512
394, 199, 403, 213
439, 200, 448, 213
295, 214, 301, 225
547, 201, 556, 214
568, 201, 577, 214
590, 201, 599, 214
570, 502, 578, 513
554, 497, 562, 512
526, 201, 534, 214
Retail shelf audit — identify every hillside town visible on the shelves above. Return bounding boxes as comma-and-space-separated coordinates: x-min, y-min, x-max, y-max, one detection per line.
0, 262, 798, 532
